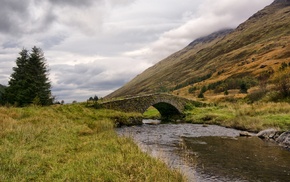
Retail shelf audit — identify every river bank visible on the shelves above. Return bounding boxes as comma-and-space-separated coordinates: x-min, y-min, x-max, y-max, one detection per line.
144, 102, 290, 132
143, 102, 290, 149
0, 104, 185, 181
2, 101, 288, 181
117, 121, 290, 182
183, 102, 290, 150
184, 102, 290, 132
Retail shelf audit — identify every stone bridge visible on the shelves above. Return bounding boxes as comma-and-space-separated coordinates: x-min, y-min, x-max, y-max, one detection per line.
100, 94, 198, 119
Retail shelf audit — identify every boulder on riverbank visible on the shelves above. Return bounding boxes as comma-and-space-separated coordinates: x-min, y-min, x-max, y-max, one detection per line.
276, 131, 290, 149
257, 129, 281, 140
239, 131, 254, 137
257, 129, 290, 150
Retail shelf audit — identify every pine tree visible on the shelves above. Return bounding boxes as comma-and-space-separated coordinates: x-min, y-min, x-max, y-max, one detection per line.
5, 49, 29, 105
25, 47, 53, 106
5, 47, 53, 106
0, 84, 6, 105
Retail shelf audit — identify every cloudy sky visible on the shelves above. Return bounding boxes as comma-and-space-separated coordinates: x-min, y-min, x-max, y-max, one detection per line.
0, 0, 273, 102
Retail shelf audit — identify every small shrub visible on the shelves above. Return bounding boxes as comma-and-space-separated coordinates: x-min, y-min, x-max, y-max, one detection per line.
239, 83, 248, 93
188, 86, 197, 94
201, 86, 207, 93
223, 96, 238, 103
280, 62, 288, 70
246, 90, 267, 103
273, 68, 290, 98
184, 103, 195, 111
224, 90, 229, 95
198, 92, 204, 98
208, 77, 257, 93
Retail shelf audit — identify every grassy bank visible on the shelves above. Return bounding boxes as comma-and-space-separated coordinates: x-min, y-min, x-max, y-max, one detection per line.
0, 104, 185, 181
185, 102, 290, 132
143, 106, 161, 119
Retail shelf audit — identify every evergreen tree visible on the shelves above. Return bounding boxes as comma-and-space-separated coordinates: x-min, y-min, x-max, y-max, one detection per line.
93, 95, 99, 102
5, 47, 53, 106
25, 47, 53, 105
5, 49, 29, 105
0, 84, 6, 105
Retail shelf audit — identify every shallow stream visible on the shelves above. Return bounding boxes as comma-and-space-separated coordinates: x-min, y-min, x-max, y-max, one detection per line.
116, 120, 290, 182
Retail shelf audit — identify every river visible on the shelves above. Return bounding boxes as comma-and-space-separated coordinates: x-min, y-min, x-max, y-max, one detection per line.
116, 120, 290, 182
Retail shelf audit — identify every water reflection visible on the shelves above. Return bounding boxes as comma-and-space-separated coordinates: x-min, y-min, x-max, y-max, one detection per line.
184, 136, 290, 182
116, 121, 290, 182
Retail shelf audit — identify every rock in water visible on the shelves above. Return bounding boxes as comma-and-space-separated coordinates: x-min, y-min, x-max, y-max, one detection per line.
276, 131, 290, 149
257, 129, 279, 139
257, 129, 290, 149
239, 131, 253, 137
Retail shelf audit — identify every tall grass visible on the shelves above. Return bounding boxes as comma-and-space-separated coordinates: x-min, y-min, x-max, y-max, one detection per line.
0, 104, 185, 181
186, 102, 290, 132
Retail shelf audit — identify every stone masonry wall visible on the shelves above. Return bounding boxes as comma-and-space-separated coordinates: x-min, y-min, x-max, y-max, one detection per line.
100, 94, 192, 115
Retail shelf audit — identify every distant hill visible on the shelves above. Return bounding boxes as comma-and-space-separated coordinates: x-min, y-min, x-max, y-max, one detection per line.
106, 0, 290, 99
188, 29, 233, 47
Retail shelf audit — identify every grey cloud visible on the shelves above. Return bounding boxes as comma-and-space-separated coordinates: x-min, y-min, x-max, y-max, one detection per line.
109, 0, 136, 6
0, 0, 30, 34
0, 0, 104, 36
0, 0, 58, 36
35, 9, 57, 32
51, 77, 126, 102
51, 63, 105, 84
48, 0, 97, 7
48, 0, 135, 7
50, 72, 127, 102
0, 0, 275, 102
2, 41, 19, 49
131, 0, 274, 63
77, 78, 127, 91
49, 59, 142, 101
40, 34, 67, 49
0, 60, 14, 85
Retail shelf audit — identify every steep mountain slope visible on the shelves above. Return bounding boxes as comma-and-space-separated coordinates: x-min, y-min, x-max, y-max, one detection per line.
107, 0, 290, 99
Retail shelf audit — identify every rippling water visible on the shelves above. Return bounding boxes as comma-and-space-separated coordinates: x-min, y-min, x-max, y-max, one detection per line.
116, 121, 290, 182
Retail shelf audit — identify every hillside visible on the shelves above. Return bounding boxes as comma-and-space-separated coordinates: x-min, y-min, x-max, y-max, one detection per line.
106, 0, 290, 99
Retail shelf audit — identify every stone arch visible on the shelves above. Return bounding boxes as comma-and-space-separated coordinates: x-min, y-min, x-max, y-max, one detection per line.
142, 100, 184, 119
100, 93, 193, 120
153, 102, 182, 118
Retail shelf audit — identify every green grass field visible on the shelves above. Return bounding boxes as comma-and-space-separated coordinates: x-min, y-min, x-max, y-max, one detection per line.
185, 102, 290, 132
0, 104, 185, 181
142, 106, 161, 119
143, 101, 290, 132
2, 100, 289, 181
